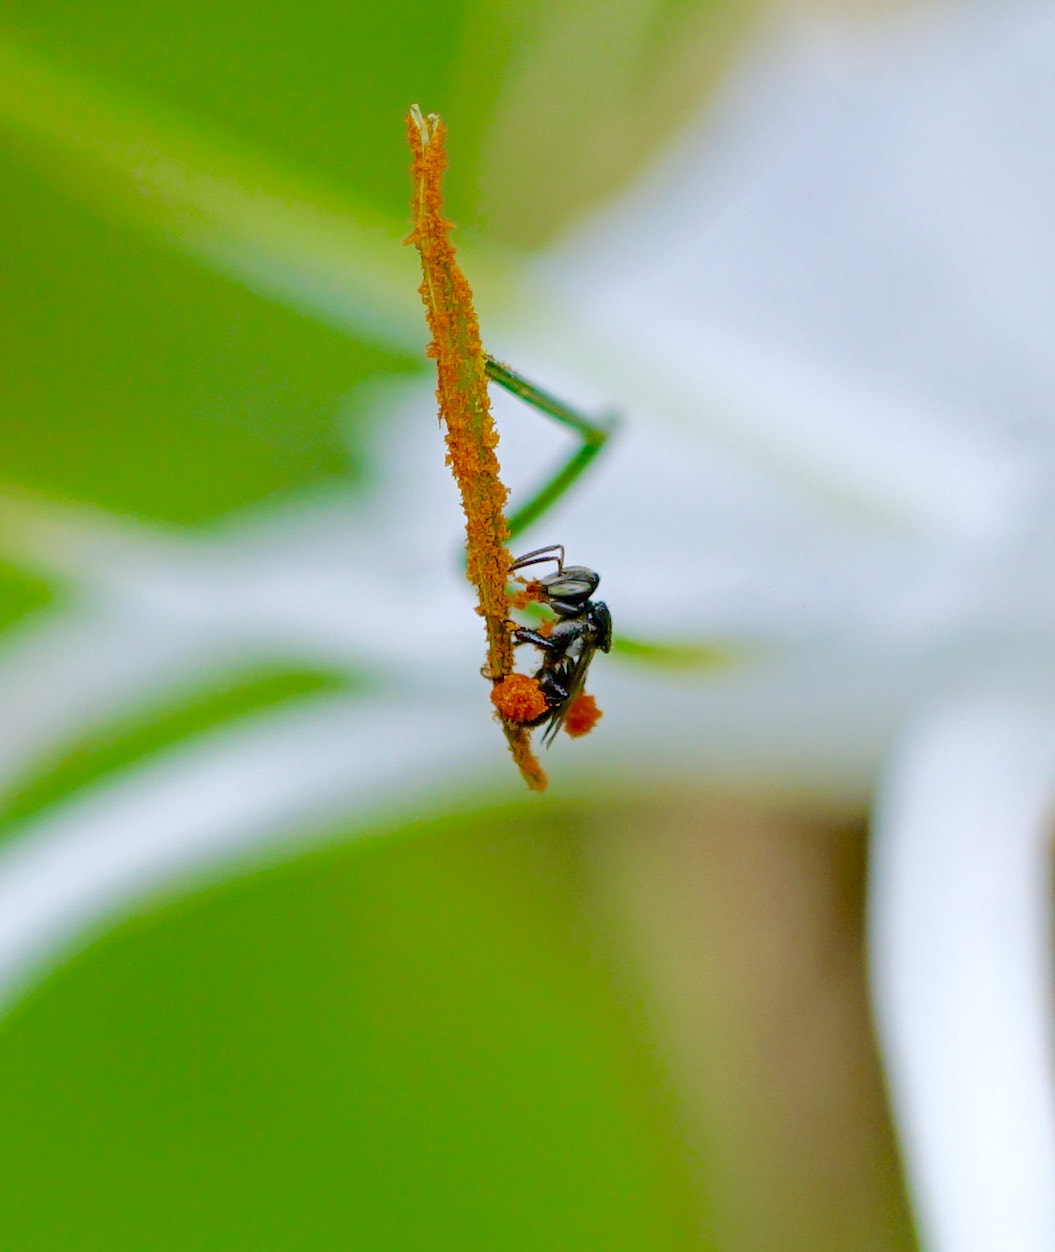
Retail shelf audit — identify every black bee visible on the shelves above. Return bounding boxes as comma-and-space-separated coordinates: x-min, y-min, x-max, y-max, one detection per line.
509, 544, 612, 745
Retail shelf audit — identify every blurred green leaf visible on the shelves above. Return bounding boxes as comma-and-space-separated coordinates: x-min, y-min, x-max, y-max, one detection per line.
0, 30, 527, 521
0, 33, 437, 352
0, 800, 708, 1249
612, 634, 742, 670
0, 559, 58, 634
0, 0, 478, 226
0, 145, 419, 520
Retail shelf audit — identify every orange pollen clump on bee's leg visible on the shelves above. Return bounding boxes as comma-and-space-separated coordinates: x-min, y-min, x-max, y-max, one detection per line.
491, 673, 549, 724
563, 693, 602, 738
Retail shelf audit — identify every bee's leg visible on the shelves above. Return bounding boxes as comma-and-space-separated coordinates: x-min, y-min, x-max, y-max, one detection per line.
485, 356, 618, 543
515, 618, 582, 653
537, 669, 570, 705
509, 544, 564, 577
512, 627, 561, 653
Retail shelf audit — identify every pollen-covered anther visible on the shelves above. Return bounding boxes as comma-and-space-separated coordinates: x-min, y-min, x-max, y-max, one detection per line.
563, 693, 602, 738
491, 673, 549, 724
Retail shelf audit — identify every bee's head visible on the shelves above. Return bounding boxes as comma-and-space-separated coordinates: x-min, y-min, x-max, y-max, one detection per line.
540, 565, 600, 615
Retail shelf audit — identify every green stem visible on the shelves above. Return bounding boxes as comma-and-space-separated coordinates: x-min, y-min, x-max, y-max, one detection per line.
484, 355, 617, 543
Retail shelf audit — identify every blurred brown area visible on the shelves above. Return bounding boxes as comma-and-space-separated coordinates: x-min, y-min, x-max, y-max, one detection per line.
580, 788, 917, 1250
467, 0, 765, 247
467, 0, 933, 248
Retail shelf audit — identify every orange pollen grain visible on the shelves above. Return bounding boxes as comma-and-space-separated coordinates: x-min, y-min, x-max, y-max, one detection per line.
491, 673, 549, 724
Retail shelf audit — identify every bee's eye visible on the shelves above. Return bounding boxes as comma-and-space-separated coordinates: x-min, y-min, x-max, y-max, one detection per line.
547, 577, 593, 598
542, 566, 599, 601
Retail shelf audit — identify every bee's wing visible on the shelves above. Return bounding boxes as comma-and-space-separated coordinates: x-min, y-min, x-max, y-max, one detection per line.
540, 642, 596, 747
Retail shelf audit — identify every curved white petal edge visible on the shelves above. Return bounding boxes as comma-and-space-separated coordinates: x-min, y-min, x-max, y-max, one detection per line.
870, 692, 1055, 1251
0, 693, 506, 1017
